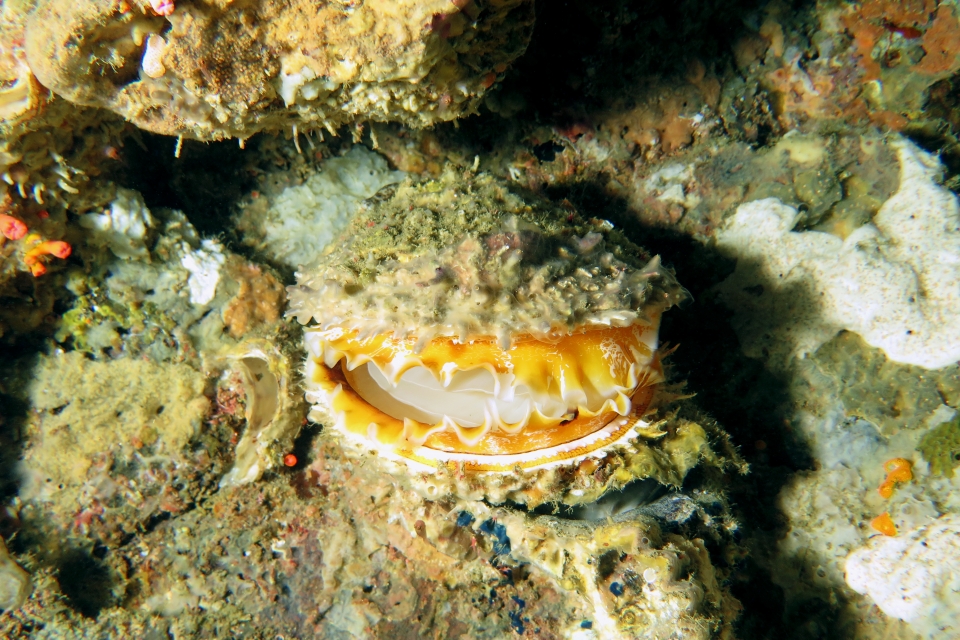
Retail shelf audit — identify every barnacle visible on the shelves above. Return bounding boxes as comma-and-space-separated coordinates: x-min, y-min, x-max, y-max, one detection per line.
0, 60, 43, 125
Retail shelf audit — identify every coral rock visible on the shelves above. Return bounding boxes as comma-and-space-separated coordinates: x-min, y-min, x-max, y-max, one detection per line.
716, 138, 960, 370
846, 514, 960, 638
0, 538, 31, 612
24, 0, 535, 141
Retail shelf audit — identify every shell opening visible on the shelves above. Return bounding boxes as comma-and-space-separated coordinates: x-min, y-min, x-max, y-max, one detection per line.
304, 321, 665, 467
349, 362, 556, 428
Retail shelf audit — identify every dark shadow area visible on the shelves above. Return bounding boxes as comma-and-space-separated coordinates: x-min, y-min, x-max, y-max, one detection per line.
440, 0, 796, 167
0, 390, 28, 503
115, 133, 258, 239
286, 422, 322, 473
56, 547, 116, 618
516, 478, 668, 521
496, 0, 774, 117
0, 342, 44, 505
908, 74, 960, 190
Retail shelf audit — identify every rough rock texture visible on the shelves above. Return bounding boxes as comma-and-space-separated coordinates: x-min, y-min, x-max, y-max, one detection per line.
2, 436, 742, 639
716, 138, 960, 370
24, 0, 535, 141
756, 325, 960, 640
846, 514, 960, 638
0, 5, 128, 209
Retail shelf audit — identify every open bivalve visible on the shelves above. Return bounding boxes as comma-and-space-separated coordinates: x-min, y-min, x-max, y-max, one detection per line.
287, 168, 732, 508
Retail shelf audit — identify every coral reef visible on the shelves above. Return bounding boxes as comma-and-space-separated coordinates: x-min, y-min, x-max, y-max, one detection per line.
1, 436, 741, 639
598, 68, 720, 158
24, 0, 535, 141
5, 0, 960, 638
730, 0, 956, 134
5, 177, 306, 559
48, 183, 293, 365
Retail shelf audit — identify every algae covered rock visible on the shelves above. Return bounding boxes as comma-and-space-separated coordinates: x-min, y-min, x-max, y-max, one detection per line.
809, 331, 960, 435
716, 138, 960, 370
24, 351, 211, 493
918, 415, 960, 478
24, 0, 535, 141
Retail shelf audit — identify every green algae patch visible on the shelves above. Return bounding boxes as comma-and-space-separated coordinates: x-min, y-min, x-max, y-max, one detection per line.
55, 271, 179, 357
918, 417, 960, 478
810, 331, 960, 434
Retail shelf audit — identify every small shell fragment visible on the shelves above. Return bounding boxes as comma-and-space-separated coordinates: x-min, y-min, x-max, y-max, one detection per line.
142, 34, 167, 79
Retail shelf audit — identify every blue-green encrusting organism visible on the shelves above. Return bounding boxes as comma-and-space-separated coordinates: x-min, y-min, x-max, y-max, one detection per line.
918, 415, 960, 478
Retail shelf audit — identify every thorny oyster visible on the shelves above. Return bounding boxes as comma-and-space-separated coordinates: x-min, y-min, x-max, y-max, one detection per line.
289, 169, 722, 507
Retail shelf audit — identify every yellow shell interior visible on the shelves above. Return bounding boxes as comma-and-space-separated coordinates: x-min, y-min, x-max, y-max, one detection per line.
304, 319, 664, 471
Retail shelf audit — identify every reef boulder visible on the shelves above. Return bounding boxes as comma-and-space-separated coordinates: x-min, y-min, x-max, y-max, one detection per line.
25, 0, 535, 141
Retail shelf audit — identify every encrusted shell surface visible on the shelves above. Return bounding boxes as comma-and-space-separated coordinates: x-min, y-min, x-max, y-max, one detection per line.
287, 169, 686, 346
290, 168, 722, 507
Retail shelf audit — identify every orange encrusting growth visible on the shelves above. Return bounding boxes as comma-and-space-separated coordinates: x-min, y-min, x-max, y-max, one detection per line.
308, 324, 663, 468
878, 457, 912, 498
870, 512, 898, 536
0, 214, 27, 241
24, 239, 72, 276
